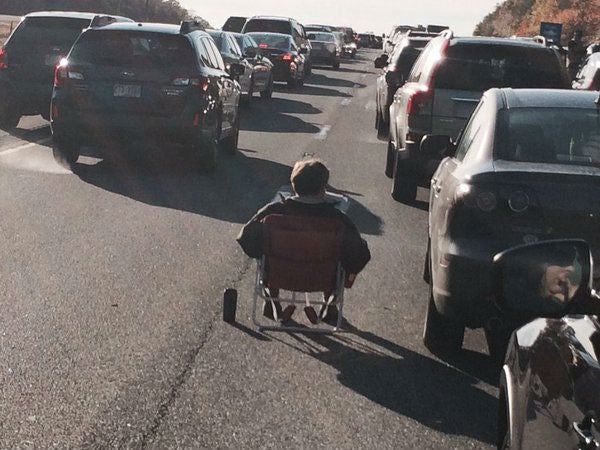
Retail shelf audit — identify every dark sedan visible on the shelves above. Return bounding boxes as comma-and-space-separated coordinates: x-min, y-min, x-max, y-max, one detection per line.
374, 34, 434, 138
246, 32, 307, 88
423, 88, 600, 355
307, 32, 341, 69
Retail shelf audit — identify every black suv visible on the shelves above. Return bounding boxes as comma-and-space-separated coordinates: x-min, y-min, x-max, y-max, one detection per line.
50, 20, 243, 171
0, 11, 132, 128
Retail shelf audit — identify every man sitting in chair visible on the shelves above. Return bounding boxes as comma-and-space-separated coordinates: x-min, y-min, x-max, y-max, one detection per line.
237, 158, 371, 324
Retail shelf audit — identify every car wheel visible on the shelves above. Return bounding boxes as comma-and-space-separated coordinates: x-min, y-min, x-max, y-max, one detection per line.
244, 78, 254, 105
260, 76, 273, 99
220, 113, 240, 155
287, 78, 298, 88
222, 288, 237, 324
497, 390, 511, 450
423, 238, 431, 283
391, 158, 417, 202
423, 292, 465, 354
333, 61, 340, 70
485, 328, 509, 365
194, 125, 219, 172
0, 107, 21, 129
52, 137, 80, 169
375, 107, 381, 130
385, 139, 395, 178
377, 111, 389, 139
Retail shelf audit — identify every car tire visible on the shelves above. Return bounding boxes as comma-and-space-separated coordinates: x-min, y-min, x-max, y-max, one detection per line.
194, 125, 219, 172
377, 111, 388, 139
423, 292, 465, 354
385, 139, 395, 178
391, 157, 417, 203
375, 107, 381, 130
423, 238, 431, 283
260, 76, 273, 99
244, 78, 254, 105
333, 61, 340, 70
287, 78, 298, 88
0, 107, 21, 129
52, 137, 80, 169
220, 113, 240, 155
485, 328, 508, 365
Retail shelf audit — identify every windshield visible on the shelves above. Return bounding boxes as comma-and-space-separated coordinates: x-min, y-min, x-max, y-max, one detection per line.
8, 17, 90, 54
70, 30, 197, 71
246, 33, 291, 51
436, 44, 567, 91
207, 32, 224, 51
243, 19, 290, 35
310, 33, 334, 42
495, 107, 600, 167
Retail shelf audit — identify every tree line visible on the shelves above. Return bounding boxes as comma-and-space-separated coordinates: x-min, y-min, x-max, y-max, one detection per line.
1, 0, 210, 27
474, 0, 599, 44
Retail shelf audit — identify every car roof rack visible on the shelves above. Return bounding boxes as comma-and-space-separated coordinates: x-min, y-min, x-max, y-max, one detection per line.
180, 19, 204, 34
90, 15, 117, 28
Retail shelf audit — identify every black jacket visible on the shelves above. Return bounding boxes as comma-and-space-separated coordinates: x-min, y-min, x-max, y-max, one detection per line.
236, 198, 371, 275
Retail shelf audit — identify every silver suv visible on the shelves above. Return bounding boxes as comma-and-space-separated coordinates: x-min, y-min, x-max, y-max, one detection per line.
386, 32, 570, 202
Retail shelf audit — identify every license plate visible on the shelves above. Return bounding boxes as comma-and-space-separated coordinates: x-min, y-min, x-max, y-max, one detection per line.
113, 84, 141, 98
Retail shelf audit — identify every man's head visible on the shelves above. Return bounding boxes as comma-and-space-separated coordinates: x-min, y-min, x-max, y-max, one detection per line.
290, 158, 329, 197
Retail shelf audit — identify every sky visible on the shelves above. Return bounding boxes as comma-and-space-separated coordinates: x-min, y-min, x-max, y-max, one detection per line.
179, 0, 502, 36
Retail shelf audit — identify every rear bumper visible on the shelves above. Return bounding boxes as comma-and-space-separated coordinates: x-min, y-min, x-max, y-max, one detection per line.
431, 237, 503, 327
271, 63, 295, 82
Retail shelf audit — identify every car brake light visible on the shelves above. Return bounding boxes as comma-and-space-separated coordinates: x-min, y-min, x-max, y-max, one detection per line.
0, 47, 7, 70
455, 184, 497, 212
173, 76, 210, 91
259, 43, 268, 49
53, 59, 84, 86
406, 87, 432, 116
281, 53, 294, 61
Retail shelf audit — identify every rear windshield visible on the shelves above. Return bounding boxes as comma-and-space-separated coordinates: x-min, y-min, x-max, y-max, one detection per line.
222, 17, 246, 32
207, 33, 223, 51
495, 107, 600, 167
244, 19, 290, 35
8, 17, 90, 53
310, 33, 334, 42
246, 33, 291, 51
70, 31, 196, 71
436, 44, 567, 91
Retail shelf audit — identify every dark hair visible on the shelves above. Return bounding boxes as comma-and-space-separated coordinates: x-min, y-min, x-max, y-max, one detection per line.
290, 159, 329, 196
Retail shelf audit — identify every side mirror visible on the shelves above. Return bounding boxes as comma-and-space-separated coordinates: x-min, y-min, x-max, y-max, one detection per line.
245, 47, 257, 58
420, 135, 455, 158
228, 63, 245, 77
307, 33, 316, 40
374, 54, 388, 69
299, 47, 308, 54
493, 239, 592, 318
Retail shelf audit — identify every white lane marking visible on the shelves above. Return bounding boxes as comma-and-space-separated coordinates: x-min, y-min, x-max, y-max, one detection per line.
361, 74, 367, 78
0, 138, 52, 156
353, 84, 361, 88
314, 125, 331, 140
341, 98, 352, 106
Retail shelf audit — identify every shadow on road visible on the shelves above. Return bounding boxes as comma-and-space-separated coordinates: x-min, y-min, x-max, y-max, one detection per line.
241, 97, 321, 134
269, 319, 498, 446
274, 84, 352, 98
307, 73, 367, 89
74, 149, 293, 224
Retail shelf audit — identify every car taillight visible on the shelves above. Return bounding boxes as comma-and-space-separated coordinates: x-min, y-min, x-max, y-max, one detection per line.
53, 59, 84, 86
172, 76, 210, 92
454, 183, 497, 212
406, 87, 432, 116
0, 47, 7, 70
281, 53, 294, 61
259, 43, 268, 49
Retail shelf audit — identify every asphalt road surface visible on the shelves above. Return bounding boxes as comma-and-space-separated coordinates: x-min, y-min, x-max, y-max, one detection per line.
0, 49, 498, 449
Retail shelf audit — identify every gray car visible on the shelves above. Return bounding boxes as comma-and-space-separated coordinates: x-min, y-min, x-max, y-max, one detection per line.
307, 32, 341, 69
387, 32, 570, 203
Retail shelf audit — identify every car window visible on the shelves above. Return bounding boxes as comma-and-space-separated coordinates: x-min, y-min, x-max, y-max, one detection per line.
495, 107, 600, 167
197, 38, 214, 68
204, 38, 225, 70
244, 36, 256, 50
247, 33, 291, 51
228, 35, 242, 56
8, 16, 90, 54
70, 30, 197, 71
435, 44, 567, 90
208, 33, 224, 52
311, 33, 334, 42
453, 101, 486, 162
407, 39, 440, 83
244, 19, 290, 35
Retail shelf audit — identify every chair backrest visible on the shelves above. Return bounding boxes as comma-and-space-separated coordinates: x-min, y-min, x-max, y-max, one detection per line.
261, 214, 345, 292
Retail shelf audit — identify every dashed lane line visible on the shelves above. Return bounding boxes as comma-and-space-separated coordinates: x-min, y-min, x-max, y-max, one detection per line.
0, 138, 52, 156
341, 98, 352, 106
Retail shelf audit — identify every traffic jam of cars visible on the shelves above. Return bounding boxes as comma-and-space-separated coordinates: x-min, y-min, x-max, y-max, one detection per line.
1, 9, 600, 450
